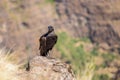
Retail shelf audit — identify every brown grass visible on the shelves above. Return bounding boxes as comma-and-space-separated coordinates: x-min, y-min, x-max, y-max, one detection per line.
0, 49, 20, 80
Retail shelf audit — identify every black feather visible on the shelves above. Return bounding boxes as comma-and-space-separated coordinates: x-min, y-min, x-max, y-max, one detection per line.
39, 26, 57, 56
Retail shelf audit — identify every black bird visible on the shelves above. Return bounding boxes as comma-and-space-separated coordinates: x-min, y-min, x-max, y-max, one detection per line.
39, 26, 58, 56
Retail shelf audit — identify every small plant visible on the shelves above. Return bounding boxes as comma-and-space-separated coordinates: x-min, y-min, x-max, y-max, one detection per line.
45, 0, 55, 4
79, 60, 95, 80
79, 37, 91, 43
92, 74, 110, 80
90, 47, 98, 56
101, 53, 116, 62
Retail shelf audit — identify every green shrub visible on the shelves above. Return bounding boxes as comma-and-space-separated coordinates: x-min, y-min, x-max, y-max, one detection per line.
56, 32, 94, 74
45, 0, 55, 4
101, 53, 116, 62
90, 47, 99, 56
92, 74, 110, 80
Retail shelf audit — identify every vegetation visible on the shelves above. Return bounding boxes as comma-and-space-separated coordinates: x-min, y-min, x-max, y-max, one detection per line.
56, 32, 96, 79
92, 74, 110, 80
56, 32, 119, 80
45, 0, 55, 4
0, 49, 20, 80
90, 47, 99, 56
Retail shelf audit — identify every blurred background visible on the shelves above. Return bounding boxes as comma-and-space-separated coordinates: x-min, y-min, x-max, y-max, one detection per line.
0, 0, 120, 80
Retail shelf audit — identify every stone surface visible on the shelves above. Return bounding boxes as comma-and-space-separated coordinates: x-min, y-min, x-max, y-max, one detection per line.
19, 56, 75, 80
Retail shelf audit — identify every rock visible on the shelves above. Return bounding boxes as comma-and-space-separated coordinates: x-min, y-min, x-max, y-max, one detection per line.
19, 56, 75, 80
21, 22, 30, 29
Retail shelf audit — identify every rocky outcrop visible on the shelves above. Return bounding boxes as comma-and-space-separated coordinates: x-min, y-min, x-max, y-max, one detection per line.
19, 56, 75, 80
55, 0, 120, 52
0, 49, 75, 80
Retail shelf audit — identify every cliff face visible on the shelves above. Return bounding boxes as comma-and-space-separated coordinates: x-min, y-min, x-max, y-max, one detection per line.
55, 0, 120, 52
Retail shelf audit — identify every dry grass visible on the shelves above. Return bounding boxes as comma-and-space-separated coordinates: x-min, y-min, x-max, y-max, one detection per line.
0, 49, 20, 80
76, 59, 95, 80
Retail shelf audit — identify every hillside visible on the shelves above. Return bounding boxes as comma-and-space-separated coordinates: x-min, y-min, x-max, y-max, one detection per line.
55, 0, 120, 52
0, 0, 120, 80
0, 0, 120, 54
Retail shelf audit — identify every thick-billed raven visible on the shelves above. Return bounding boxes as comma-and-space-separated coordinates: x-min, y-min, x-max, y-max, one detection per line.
39, 26, 57, 56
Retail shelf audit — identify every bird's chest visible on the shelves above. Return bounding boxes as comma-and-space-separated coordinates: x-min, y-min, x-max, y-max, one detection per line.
46, 36, 55, 45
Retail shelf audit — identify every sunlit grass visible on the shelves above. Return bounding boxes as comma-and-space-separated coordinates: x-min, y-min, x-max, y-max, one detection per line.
0, 49, 20, 80
77, 60, 95, 80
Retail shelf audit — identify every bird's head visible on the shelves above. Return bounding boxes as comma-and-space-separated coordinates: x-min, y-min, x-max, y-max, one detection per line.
48, 25, 54, 32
